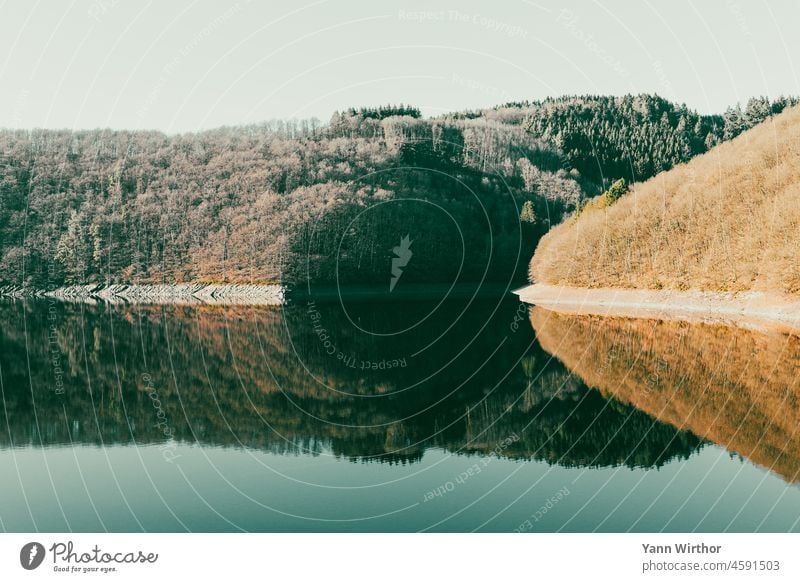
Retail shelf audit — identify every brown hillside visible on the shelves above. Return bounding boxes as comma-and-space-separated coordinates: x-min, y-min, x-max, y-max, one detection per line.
531, 106, 800, 294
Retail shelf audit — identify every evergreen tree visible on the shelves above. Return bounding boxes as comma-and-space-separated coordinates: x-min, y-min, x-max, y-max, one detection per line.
520, 200, 537, 224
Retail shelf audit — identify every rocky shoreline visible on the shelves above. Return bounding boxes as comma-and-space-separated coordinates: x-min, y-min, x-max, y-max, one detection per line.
0, 283, 284, 305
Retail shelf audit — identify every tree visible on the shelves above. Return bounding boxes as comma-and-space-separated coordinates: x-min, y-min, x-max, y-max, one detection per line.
520, 200, 538, 224
723, 104, 746, 140
55, 211, 92, 282
745, 97, 772, 127
602, 178, 628, 206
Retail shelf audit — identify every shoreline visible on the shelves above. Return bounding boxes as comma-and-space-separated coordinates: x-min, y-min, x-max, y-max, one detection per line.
0, 283, 284, 305
1, 281, 524, 305
515, 283, 800, 333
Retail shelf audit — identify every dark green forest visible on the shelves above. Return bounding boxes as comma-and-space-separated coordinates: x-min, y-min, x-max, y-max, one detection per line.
0, 94, 795, 289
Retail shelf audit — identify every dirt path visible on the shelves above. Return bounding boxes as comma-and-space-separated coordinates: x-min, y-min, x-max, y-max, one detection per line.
515, 284, 800, 333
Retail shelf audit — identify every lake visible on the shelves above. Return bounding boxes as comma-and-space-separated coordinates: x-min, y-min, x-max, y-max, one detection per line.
1, 291, 799, 532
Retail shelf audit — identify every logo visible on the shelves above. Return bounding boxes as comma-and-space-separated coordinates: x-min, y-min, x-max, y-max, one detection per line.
20, 542, 46, 570
389, 235, 413, 292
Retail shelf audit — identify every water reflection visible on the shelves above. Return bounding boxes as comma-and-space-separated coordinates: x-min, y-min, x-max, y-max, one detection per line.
0, 296, 699, 469
530, 307, 800, 483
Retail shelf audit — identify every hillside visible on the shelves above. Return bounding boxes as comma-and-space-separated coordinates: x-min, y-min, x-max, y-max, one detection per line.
1, 95, 791, 290
531, 104, 800, 295
0, 110, 576, 289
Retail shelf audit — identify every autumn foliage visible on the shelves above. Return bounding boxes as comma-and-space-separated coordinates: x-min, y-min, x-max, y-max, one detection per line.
532, 105, 800, 295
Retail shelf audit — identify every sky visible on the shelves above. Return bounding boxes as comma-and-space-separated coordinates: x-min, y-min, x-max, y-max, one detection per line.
0, 0, 798, 132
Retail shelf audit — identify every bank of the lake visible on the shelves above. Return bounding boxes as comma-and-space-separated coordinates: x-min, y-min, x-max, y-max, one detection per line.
515, 283, 800, 333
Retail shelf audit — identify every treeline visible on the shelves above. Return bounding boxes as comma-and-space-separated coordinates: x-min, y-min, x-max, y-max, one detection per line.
1, 94, 793, 289
483, 94, 798, 188
344, 104, 421, 120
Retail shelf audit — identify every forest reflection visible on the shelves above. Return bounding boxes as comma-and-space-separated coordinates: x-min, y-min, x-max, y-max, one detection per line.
530, 307, 800, 483
0, 296, 702, 470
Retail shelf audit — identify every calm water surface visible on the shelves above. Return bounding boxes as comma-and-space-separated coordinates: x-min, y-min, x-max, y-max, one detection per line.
1, 292, 798, 532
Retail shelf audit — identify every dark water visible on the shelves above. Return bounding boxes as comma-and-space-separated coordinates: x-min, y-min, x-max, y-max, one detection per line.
1, 292, 799, 532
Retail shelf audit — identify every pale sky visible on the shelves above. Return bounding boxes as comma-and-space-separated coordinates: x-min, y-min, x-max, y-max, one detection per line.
0, 0, 798, 132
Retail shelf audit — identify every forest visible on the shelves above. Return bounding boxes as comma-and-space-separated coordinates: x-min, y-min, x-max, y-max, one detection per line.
0, 95, 795, 289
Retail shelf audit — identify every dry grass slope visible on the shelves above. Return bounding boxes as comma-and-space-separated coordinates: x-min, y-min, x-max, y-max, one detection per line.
531, 106, 800, 294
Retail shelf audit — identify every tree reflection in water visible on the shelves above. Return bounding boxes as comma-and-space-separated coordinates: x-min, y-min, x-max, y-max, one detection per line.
1, 296, 702, 471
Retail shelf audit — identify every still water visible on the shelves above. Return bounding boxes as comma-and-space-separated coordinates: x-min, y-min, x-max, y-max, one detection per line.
1, 292, 799, 532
